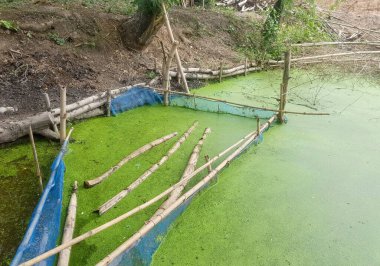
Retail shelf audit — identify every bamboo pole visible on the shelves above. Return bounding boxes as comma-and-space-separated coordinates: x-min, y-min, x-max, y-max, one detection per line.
151, 87, 330, 116
244, 58, 248, 76
84, 132, 178, 188
271, 51, 380, 64
28, 125, 43, 192
57, 181, 78, 266
96, 115, 277, 266
153, 127, 211, 218
278, 51, 291, 123
291, 41, 380, 47
97, 121, 198, 215
163, 41, 179, 106
60, 86, 66, 144
205, 155, 212, 173
162, 3, 190, 93
19, 118, 275, 266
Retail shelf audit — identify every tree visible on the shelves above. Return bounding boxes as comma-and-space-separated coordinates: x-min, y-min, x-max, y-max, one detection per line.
261, 0, 292, 52
118, 0, 174, 51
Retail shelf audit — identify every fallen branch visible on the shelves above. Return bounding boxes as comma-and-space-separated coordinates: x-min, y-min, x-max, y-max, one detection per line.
19, 116, 275, 266
97, 121, 198, 215
57, 181, 78, 266
84, 132, 178, 188
153, 127, 211, 218
96, 115, 277, 265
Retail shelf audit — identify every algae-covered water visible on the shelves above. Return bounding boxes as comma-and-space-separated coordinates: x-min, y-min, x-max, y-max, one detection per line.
0, 140, 59, 265
152, 70, 380, 265
1, 67, 380, 265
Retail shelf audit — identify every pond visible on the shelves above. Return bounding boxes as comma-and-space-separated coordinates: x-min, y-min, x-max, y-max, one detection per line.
2, 67, 380, 265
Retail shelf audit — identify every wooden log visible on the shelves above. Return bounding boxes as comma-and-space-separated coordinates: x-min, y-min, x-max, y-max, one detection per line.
97, 121, 198, 215
0, 112, 55, 144
219, 62, 223, 83
35, 128, 60, 141
291, 41, 380, 47
18, 117, 276, 266
152, 127, 211, 218
163, 41, 179, 106
96, 115, 278, 266
244, 58, 248, 76
169, 67, 261, 80
60, 86, 67, 144
162, 3, 190, 93
57, 181, 78, 266
84, 132, 178, 188
28, 126, 43, 192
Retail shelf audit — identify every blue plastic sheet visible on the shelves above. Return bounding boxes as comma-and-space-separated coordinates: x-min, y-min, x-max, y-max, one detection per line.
11, 138, 70, 266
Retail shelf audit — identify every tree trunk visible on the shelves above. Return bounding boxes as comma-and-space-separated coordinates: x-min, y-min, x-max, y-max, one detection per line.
118, 11, 164, 51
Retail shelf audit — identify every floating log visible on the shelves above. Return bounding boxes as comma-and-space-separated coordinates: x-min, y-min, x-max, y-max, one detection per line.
57, 181, 78, 266
153, 127, 211, 218
96, 115, 277, 265
0, 112, 55, 144
84, 132, 178, 188
18, 117, 275, 266
97, 121, 198, 215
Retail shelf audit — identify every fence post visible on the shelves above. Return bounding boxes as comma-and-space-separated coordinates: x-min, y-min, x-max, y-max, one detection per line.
60, 86, 67, 144
278, 50, 291, 123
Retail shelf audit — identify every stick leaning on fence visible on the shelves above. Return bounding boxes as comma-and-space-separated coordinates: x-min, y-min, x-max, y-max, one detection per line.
84, 132, 178, 188
97, 121, 199, 215
19, 116, 276, 266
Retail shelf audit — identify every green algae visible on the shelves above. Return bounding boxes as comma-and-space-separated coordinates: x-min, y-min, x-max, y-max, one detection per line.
0, 139, 59, 265
63, 106, 261, 265
152, 70, 380, 265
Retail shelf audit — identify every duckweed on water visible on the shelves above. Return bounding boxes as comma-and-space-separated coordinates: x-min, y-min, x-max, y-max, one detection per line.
0, 139, 59, 265
63, 106, 262, 265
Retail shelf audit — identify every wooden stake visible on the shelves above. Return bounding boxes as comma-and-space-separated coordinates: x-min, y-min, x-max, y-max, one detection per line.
244, 58, 248, 76
205, 155, 212, 173
278, 50, 291, 123
28, 125, 43, 193
60, 86, 67, 144
84, 132, 178, 188
97, 121, 198, 215
163, 41, 179, 106
106, 89, 112, 117
18, 116, 277, 266
162, 3, 189, 93
57, 181, 78, 266
152, 127, 211, 218
256, 117, 260, 134
219, 62, 223, 83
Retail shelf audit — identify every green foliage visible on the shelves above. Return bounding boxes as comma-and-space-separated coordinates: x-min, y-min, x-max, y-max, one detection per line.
0, 19, 18, 32
133, 0, 179, 14
48, 33, 66, 45
146, 70, 157, 79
